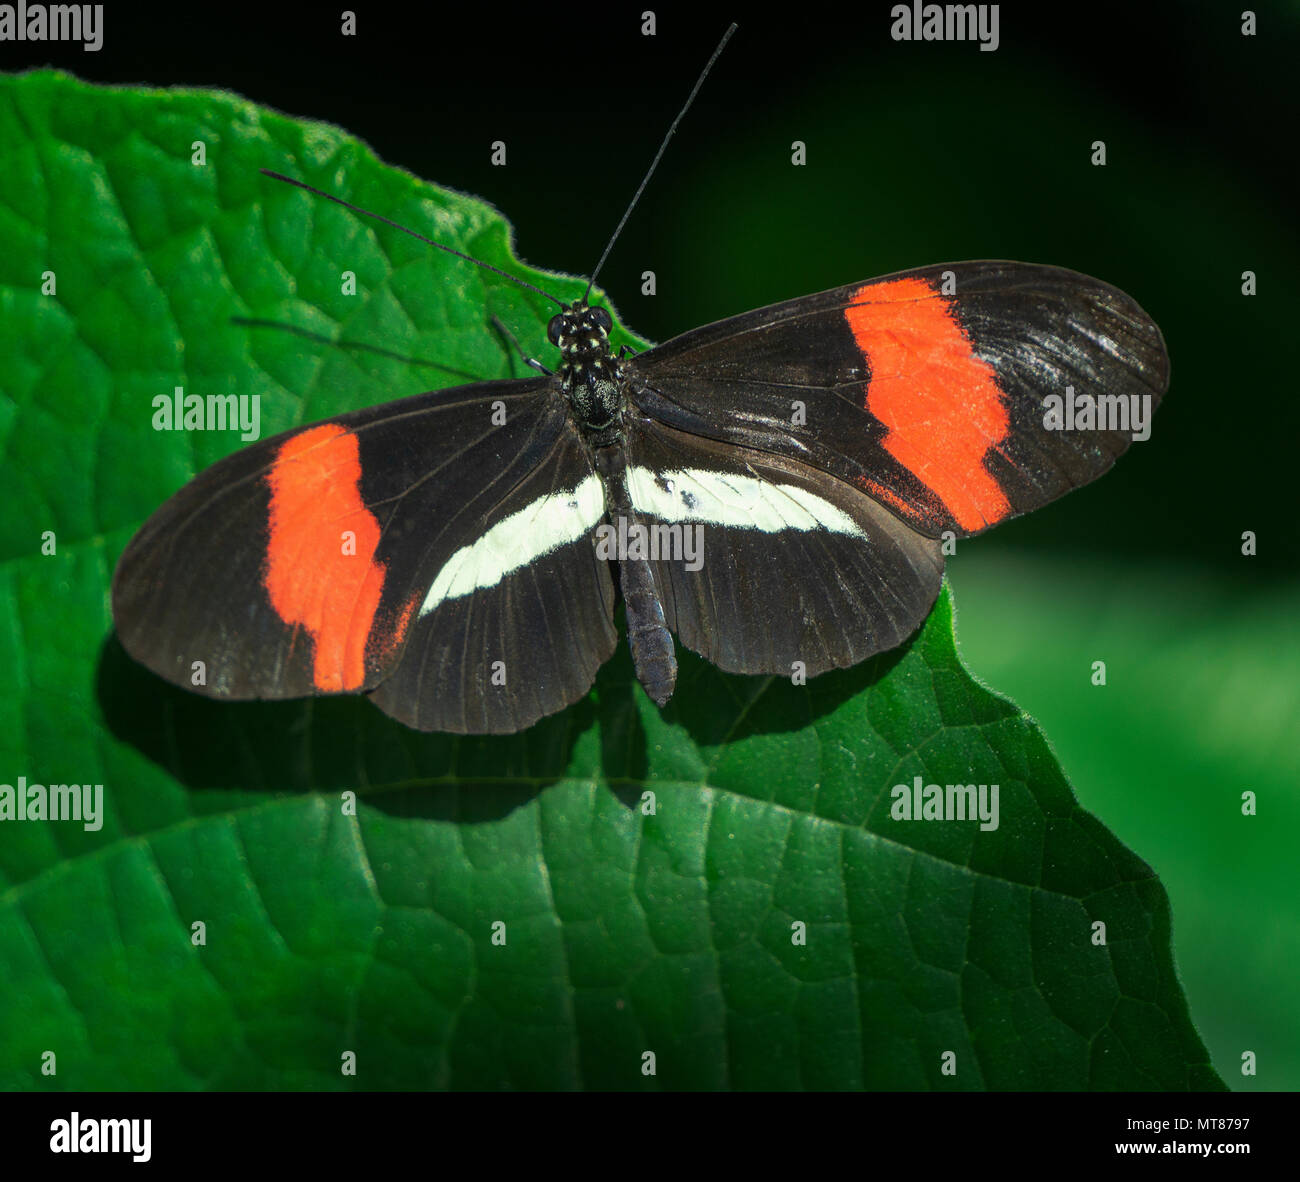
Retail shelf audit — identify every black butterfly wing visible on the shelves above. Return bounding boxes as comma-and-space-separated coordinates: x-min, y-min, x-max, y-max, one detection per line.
367, 417, 618, 734
112, 377, 617, 734
626, 261, 1169, 538
620, 416, 944, 678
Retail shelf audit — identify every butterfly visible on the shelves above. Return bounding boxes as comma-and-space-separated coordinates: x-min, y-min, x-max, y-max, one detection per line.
110, 29, 1169, 735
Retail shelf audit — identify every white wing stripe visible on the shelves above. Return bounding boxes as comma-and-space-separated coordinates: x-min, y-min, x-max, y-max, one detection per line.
419, 474, 605, 616
626, 466, 865, 537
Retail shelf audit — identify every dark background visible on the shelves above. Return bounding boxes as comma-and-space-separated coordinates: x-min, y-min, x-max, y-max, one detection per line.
4, 0, 1296, 1087
3, 0, 1294, 575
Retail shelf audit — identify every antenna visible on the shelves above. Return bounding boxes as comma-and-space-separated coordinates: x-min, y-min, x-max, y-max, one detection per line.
585, 22, 738, 300
231, 316, 483, 381
259, 170, 567, 308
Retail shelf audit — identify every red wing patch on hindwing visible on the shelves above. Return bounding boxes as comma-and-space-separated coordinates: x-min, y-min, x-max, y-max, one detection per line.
264, 423, 393, 692
845, 277, 1012, 531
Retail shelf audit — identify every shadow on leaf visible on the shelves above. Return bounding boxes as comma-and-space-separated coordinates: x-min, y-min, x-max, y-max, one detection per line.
97, 630, 586, 821
97, 596, 927, 817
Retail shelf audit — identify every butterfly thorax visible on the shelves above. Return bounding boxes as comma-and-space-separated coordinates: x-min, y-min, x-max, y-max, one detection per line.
548, 300, 624, 435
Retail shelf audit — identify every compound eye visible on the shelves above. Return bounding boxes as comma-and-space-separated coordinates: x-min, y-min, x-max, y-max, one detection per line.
590, 306, 613, 333
547, 313, 565, 345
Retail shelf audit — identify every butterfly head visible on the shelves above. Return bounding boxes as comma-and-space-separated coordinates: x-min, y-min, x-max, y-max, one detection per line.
548, 300, 613, 360
549, 300, 622, 430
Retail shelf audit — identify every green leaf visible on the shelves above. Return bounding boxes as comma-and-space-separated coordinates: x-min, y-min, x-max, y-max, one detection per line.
0, 71, 1221, 1090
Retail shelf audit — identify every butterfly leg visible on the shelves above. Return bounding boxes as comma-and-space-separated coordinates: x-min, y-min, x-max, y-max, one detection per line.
490, 314, 554, 376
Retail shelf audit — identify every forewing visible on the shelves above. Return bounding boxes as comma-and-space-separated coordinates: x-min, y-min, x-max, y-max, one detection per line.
112, 377, 617, 733
627, 261, 1169, 537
